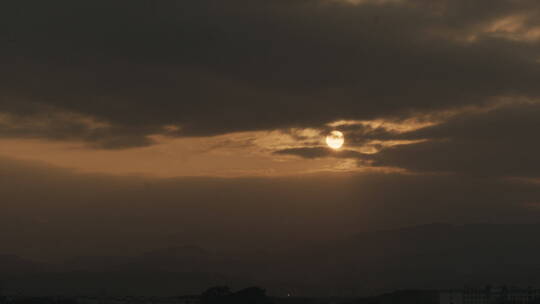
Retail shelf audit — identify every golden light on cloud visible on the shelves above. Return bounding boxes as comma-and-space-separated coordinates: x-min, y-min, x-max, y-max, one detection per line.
0, 129, 357, 178
326, 131, 345, 149
327, 118, 437, 134
483, 14, 540, 42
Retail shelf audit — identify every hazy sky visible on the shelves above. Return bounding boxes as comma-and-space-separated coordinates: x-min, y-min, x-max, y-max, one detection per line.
2, 0, 540, 260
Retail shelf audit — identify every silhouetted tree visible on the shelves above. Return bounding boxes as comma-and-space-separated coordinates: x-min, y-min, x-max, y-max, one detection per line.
230, 287, 271, 304
56, 299, 78, 304
530, 298, 540, 304
12, 298, 56, 304
201, 286, 271, 304
201, 286, 232, 304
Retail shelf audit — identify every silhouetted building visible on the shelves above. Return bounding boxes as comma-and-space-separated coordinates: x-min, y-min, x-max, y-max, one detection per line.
440, 286, 540, 304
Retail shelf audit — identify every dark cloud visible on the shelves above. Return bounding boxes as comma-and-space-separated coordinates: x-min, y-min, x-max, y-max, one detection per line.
274, 147, 366, 159
338, 123, 399, 146
0, 109, 156, 148
370, 103, 540, 177
2, 0, 540, 146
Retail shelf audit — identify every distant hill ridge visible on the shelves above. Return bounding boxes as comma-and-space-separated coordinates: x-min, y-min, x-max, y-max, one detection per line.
2, 223, 540, 296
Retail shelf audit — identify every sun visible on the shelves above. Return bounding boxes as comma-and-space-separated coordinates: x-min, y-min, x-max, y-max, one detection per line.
326, 130, 345, 149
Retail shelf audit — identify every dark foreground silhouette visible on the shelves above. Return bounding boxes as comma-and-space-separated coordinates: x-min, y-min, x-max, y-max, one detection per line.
201, 286, 271, 304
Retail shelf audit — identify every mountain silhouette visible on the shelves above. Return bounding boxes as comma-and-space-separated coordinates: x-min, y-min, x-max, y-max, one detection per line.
3, 223, 540, 296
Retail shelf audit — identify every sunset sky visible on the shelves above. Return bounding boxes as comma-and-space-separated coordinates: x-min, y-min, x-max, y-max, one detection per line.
2, 0, 540, 266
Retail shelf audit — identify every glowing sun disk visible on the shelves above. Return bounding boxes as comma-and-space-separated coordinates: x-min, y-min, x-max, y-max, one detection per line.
326, 131, 345, 149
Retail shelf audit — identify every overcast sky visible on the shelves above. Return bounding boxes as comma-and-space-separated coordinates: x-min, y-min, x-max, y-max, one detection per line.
2, 0, 540, 260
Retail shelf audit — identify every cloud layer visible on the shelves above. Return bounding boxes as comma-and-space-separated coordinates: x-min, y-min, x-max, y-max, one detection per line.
2, 0, 540, 148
